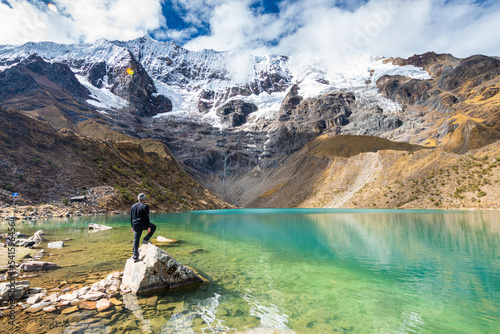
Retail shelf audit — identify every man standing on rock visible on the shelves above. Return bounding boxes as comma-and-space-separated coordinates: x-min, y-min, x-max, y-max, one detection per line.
130, 193, 156, 262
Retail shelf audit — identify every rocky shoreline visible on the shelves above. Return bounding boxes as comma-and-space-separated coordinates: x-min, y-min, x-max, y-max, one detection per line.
0, 186, 129, 222
0, 229, 203, 334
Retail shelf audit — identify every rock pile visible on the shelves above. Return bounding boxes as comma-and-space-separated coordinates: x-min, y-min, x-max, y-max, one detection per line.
0, 272, 124, 314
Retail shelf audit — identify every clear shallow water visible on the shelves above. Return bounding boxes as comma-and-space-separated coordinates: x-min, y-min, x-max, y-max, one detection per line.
3, 209, 500, 333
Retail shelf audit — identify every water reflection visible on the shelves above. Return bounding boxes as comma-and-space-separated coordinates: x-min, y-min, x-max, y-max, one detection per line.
1, 209, 499, 333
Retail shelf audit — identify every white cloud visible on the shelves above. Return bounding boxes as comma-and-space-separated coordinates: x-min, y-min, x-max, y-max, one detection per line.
1, 0, 499, 73
153, 27, 198, 41
0, 0, 166, 45
182, 0, 500, 72
184, 0, 284, 53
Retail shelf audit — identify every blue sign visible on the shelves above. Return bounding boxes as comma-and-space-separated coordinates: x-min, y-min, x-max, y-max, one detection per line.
12, 193, 18, 197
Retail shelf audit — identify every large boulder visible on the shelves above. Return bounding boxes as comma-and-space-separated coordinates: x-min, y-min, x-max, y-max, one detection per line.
0, 280, 30, 301
19, 261, 59, 272
120, 244, 205, 294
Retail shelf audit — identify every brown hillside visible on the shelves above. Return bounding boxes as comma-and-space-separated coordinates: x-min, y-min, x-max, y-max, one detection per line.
77, 119, 172, 158
248, 135, 425, 208
0, 108, 229, 211
306, 134, 424, 158
249, 134, 500, 209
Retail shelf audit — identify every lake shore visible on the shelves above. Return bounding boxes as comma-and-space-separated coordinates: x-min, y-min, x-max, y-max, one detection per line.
0, 202, 126, 222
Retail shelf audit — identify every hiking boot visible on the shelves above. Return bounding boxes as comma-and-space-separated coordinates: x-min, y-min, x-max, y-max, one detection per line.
142, 240, 152, 245
131, 256, 139, 262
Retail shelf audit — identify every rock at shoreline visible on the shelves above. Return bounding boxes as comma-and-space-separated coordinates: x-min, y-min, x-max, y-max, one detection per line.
19, 261, 59, 272
27, 230, 45, 245
14, 239, 36, 247
120, 244, 205, 294
47, 241, 64, 249
1, 231, 27, 239
0, 280, 30, 301
88, 223, 112, 233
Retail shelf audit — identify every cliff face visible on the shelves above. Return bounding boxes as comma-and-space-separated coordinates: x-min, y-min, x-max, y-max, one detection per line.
0, 108, 228, 211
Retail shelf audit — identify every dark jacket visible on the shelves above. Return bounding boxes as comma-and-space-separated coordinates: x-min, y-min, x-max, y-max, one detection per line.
130, 201, 150, 230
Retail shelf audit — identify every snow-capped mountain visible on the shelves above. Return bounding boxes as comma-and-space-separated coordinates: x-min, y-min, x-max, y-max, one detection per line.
0, 36, 429, 129
2, 36, 499, 207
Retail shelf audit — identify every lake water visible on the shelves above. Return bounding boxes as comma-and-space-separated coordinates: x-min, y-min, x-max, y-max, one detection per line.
5, 209, 500, 333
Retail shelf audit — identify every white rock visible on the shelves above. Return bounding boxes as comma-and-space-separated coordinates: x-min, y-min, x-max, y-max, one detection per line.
25, 301, 50, 313
121, 244, 204, 294
0, 281, 30, 301
43, 293, 60, 304
156, 236, 176, 243
81, 291, 106, 301
88, 223, 112, 233
43, 305, 56, 312
96, 298, 112, 312
75, 287, 90, 297
59, 293, 76, 301
47, 241, 64, 249
26, 293, 45, 304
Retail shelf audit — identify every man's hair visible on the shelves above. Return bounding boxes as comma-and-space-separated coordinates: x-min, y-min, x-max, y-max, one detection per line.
138, 193, 146, 201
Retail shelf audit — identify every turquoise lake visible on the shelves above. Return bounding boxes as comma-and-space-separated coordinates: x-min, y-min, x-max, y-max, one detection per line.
6, 209, 500, 333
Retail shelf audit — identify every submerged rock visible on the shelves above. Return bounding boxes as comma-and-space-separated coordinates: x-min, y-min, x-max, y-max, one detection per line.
47, 241, 64, 249
88, 223, 113, 232
19, 261, 59, 272
156, 236, 177, 243
120, 244, 205, 294
14, 239, 36, 247
96, 298, 112, 311
25, 301, 51, 313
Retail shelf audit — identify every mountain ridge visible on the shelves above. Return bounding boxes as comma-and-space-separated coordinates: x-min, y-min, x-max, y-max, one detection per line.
1, 37, 500, 208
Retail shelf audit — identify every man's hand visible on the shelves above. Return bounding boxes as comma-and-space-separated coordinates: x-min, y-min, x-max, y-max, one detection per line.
148, 227, 151, 234
131, 227, 134, 232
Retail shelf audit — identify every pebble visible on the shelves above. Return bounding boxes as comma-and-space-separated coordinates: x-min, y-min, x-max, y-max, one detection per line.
25, 301, 51, 313
61, 306, 79, 314
81, 291, 106, 301
26, 293, 45, 304
96, 299, 112, 312
79, 301, 97, 310
43, 305, 56, 312
59, 293, 76, 301
108, 298, 123, 306
70, 299, 81, 306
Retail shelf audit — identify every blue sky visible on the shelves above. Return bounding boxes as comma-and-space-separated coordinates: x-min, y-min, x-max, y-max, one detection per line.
0, 0, 499, 62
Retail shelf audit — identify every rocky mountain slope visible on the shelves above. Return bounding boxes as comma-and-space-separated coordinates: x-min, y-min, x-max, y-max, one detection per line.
0, 37, 499, 208
0, 108, 228, 211
251, 134, 500, 209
